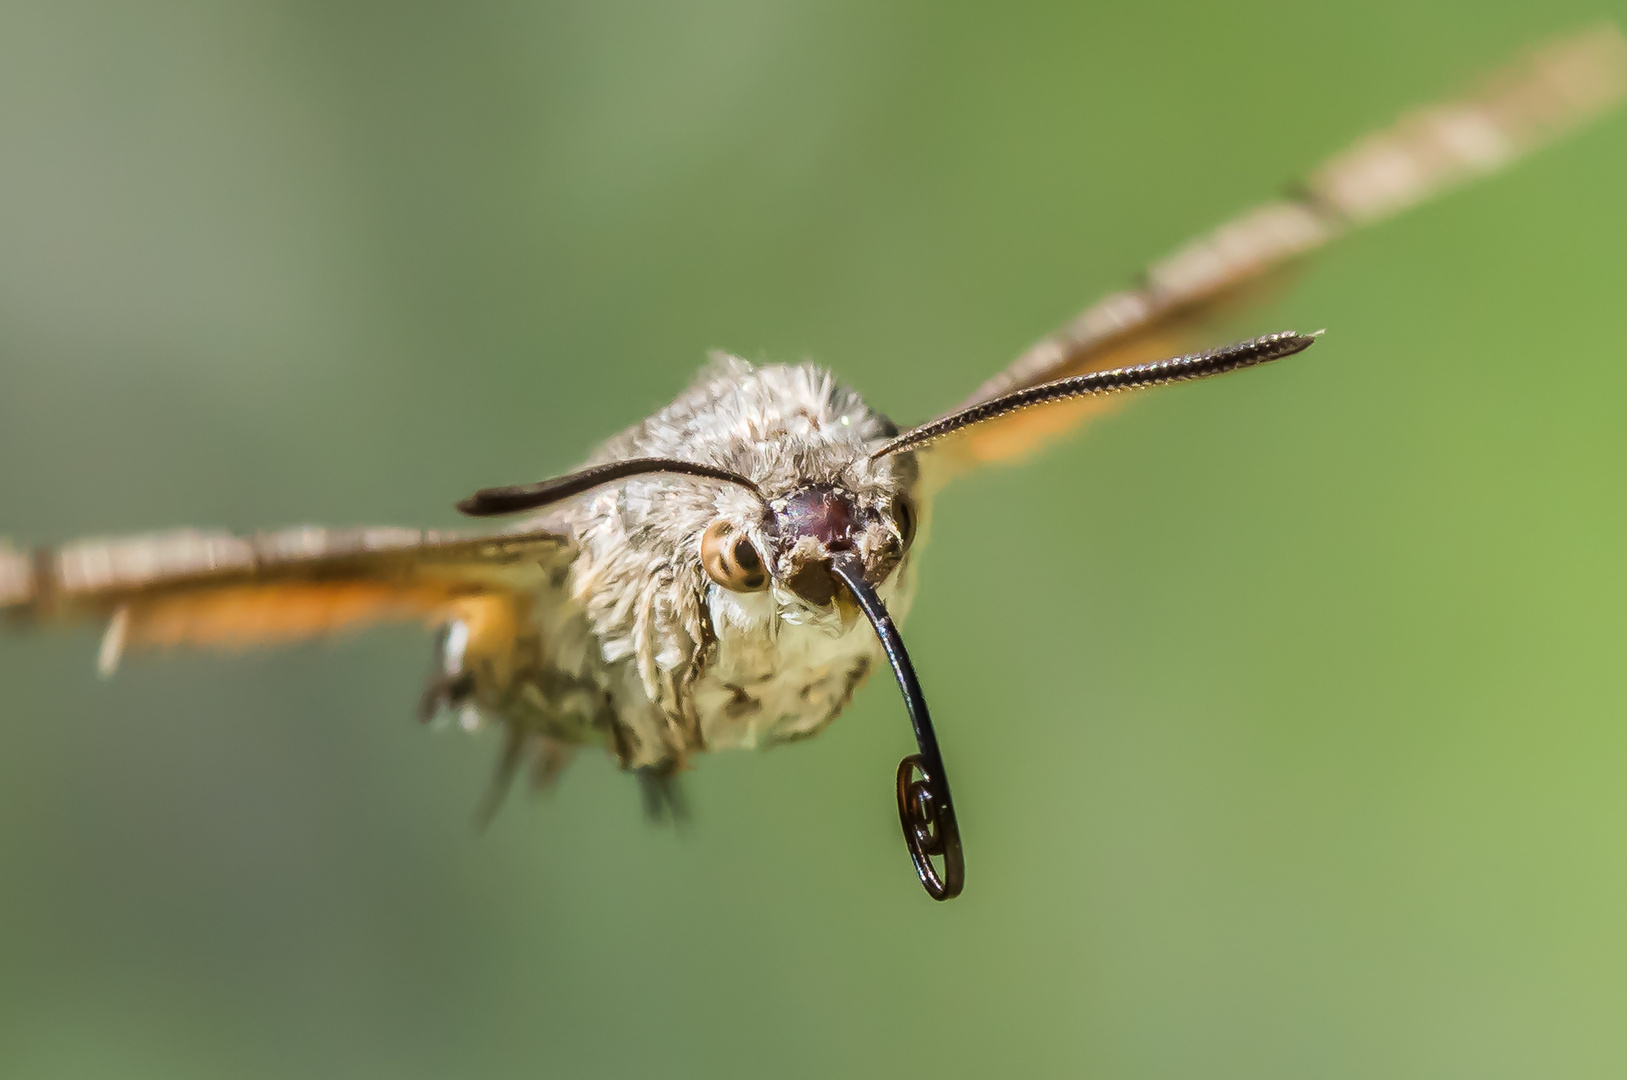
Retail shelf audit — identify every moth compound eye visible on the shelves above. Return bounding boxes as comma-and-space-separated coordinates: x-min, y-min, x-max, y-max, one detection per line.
701, 520, 768, 592
891, 495, 917, 549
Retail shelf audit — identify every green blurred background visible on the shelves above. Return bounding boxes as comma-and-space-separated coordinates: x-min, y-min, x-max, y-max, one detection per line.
3, 1, 1627, 1077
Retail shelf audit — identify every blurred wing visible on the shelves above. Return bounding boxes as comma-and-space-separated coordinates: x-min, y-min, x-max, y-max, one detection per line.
0, 523, 573, 668
922, 23, 1627, 473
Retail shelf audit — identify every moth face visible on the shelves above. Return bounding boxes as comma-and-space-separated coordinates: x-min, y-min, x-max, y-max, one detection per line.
769, 485, 913, 605
700, 481, 916, 613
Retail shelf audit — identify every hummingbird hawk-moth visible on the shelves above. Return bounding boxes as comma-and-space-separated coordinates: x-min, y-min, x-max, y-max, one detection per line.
3, 26, 1623, 900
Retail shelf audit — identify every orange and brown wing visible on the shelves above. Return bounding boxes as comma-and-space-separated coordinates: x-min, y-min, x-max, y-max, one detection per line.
0, 523, 573, 670
923, 23, 1627, 473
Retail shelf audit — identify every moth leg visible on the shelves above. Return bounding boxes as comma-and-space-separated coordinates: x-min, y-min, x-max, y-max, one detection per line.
96, 605, 131, 678
478, 727, 584, 822
528, 735, 577, 792
472, 716, 529, 829
417, 619, 478, 726
636, 761, 688, 825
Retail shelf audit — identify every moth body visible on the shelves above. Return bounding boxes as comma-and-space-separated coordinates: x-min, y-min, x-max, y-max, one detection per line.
428, 355, 921, 777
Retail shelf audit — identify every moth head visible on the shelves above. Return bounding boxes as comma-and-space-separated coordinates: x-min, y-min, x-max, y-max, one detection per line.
688, 483, 914, 648
766, 486, 914, 605
457, 359, 922, 625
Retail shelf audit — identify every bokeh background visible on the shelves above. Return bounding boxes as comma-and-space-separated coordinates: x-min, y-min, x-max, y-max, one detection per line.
3, 1, 1627, 1077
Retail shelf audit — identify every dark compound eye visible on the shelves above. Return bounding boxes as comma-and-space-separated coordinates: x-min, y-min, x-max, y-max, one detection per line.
701, 520, 769, 593
891, 495, 916, 548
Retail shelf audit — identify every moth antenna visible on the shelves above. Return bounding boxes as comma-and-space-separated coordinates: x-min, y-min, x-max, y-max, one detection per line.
456, 458, 765, 517
871, 331, 1318, 459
